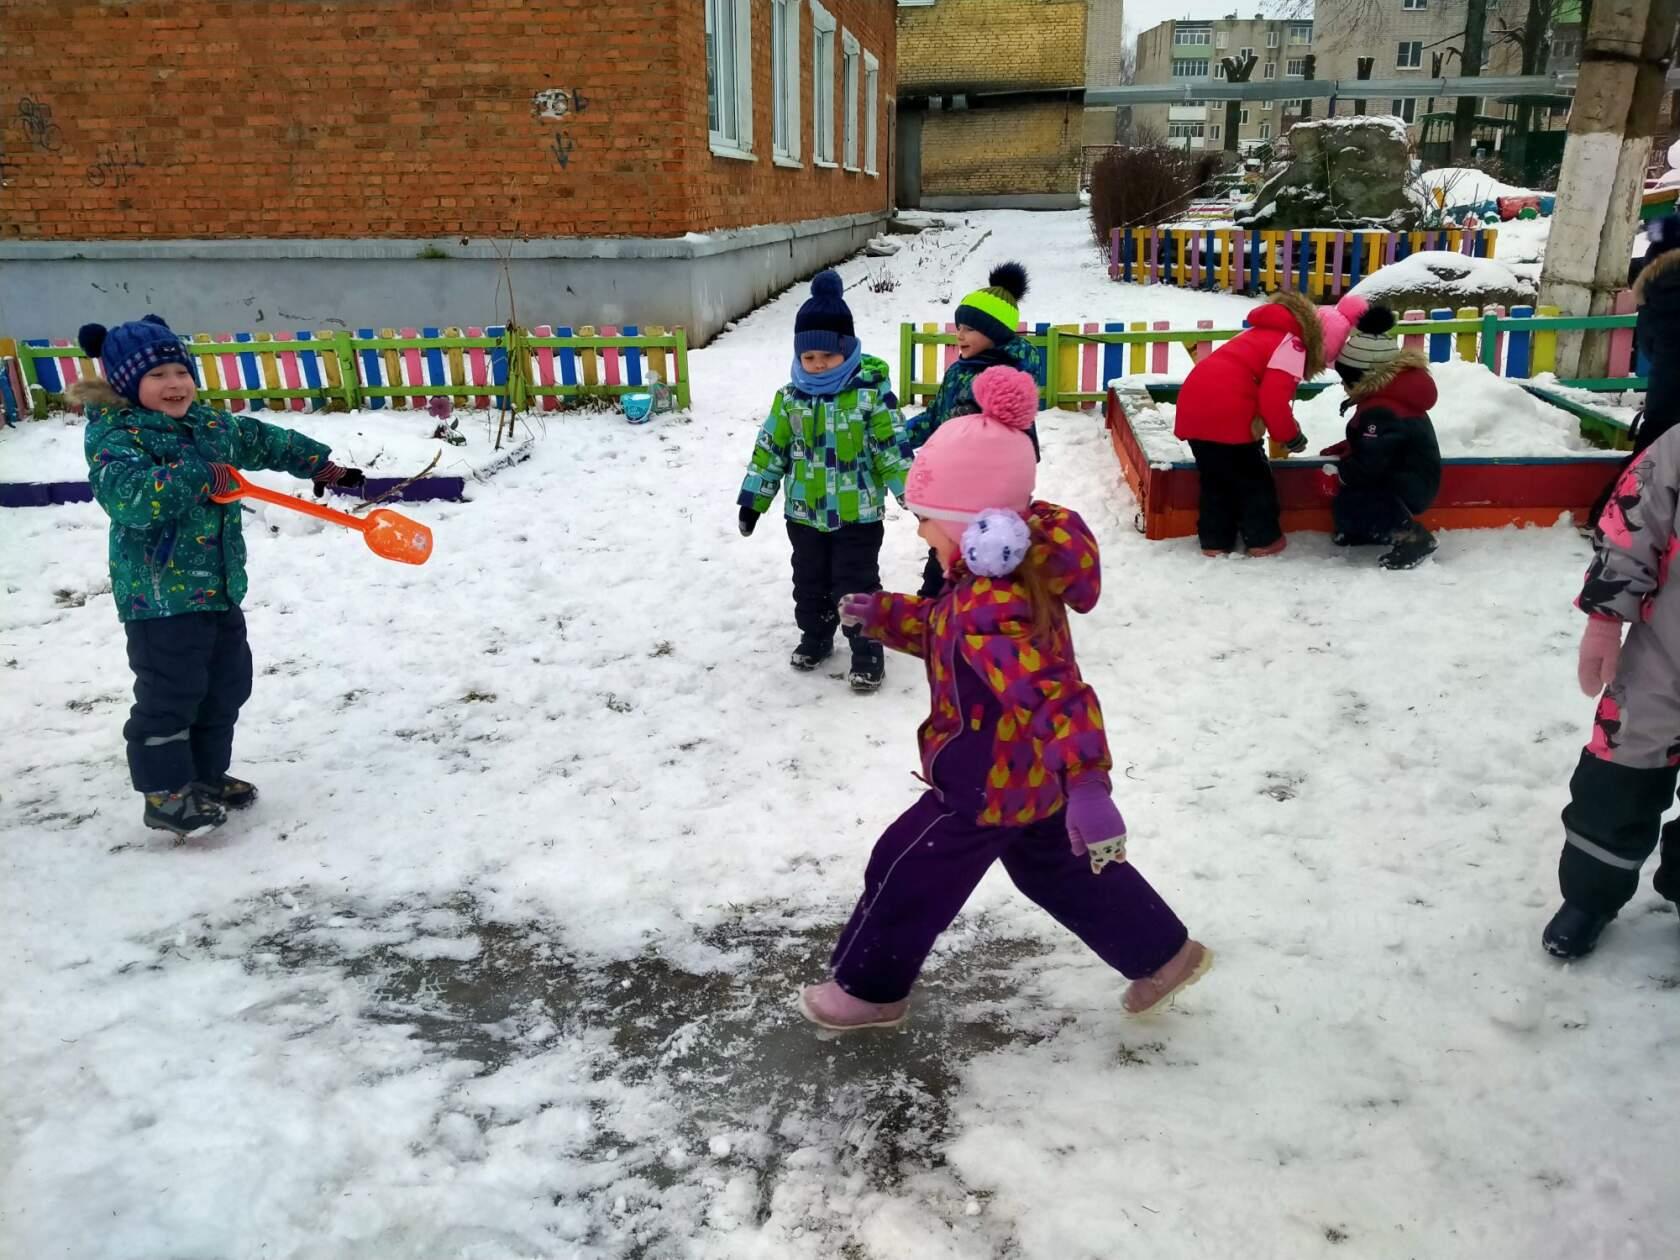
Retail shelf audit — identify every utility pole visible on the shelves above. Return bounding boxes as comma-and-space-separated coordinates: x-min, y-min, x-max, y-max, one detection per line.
1221, 49, 1259, 154
1451, 0, 1491, 160
1538, 0, 1680, 376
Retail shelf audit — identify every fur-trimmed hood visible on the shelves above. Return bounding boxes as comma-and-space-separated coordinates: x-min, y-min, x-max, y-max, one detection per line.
1343, 348, 1432, 401
1635, 245, 1680, 307
1260, 290, 1326, 379
65, 377, 127, 410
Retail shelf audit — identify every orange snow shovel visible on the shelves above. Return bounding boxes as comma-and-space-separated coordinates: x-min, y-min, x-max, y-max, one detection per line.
211, 469, 434, 565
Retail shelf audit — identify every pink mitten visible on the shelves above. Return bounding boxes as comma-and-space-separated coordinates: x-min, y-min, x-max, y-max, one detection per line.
1577, 617, 1624, 697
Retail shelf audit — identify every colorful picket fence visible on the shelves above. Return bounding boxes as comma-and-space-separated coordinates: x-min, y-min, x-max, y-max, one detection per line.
901, 303, 1643, 415
1106, 226, 1500, 297
1, 325, 691, 420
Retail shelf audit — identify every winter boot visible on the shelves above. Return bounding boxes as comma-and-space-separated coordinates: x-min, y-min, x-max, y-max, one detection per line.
192, 772, 258, 811
1201, 549, 1231, 558
1542, 902, 1616, 959
1123, 939, 1213, 1015
790, 632, 834, 672
143, 788, 227, 839
1379, 526, 1439, 570
848, 636, 885, 693
799, 981, 910, 1031
1246, 536, 1288, 558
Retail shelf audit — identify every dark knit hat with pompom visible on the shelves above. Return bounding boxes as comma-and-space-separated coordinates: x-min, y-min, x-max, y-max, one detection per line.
794, 270, 857, 356
77, 314, 196, 405
955, 262, 1028, 348
1335, 304, 1401, 383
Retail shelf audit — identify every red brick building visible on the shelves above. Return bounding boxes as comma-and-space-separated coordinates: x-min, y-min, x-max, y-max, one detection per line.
0, 0, 896, 344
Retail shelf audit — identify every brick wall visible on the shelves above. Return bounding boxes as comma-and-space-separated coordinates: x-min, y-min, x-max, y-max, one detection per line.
898, 0, 1087, 95
920, 101, 1082, 198
0, 0, 893, 241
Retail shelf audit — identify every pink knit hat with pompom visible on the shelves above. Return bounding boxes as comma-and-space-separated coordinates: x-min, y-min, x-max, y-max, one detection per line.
905, 365, 1038, 522
1316, 293, 1369, 365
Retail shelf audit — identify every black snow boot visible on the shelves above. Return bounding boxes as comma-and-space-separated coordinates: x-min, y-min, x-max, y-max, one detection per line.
1542, 902, 1616, 959
193, 772, 259, 810
790, 632, 835, 672
1379, 526, 1438, 570
848, 636, 885, 693
143, 788, 227, 839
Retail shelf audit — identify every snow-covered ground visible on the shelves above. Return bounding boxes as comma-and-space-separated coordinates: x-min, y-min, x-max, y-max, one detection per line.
4, 210, 1677, 1259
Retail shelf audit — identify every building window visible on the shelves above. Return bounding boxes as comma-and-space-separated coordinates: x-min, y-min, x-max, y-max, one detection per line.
1397, 40, 1423, 68
863, 50, 879, 174
1263, 99, 1274, 110
811, 0, 836, 165
841, 29, 860, 170
1211, 123, 1221, 139
1260, 121, 1272, 139
1172, 58, 1210, 76
1286, 58, 1307, 76
1176, 26, 1212, 45
1216, 29, 1229, 48
1391, 97, 1417, 122
771, 0, 801, 162
1214, 61, 1227, 78
1240, 107, 1250, 125
1168, 121, 1205, 139
706, 0, 752, 154
1403, 0, 1427, 7
1264, 61, 1276, 78
1289, 23, 1312, 43
1267, 29, 1280, 47
1239, 46, 1254, 60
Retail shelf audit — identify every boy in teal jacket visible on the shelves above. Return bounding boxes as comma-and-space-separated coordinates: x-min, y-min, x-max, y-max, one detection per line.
737, 272, 913, 693
71, 315, 363, 838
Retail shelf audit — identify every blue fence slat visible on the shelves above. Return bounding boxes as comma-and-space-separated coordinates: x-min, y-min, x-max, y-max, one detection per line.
26, 341, 62, 394
294, 331, 324, 411
234, 332, 262, 411
1506, 305, 1534, 378
1428, 308, 1453, 363
623, 324, 643, 386
357, 328, 384, 410
1102, 322, 1124, 389
487, 324, 508, 408
554, 325, 578, 390
421, 327, 445, 403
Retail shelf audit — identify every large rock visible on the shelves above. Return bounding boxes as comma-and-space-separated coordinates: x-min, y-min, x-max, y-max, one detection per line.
1241, 116, 1416, 230
1349, 251, 1537, 313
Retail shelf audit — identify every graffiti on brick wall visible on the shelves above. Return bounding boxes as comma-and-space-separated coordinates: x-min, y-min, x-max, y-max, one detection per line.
86, 141, 145, 189
534, 87, 590, 169
17, 97, 65, 152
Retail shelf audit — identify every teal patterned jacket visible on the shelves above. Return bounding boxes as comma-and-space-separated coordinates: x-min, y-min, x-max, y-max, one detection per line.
738, 355, 914, 532
78, 382, 332, 622
905, 336, 1043, 455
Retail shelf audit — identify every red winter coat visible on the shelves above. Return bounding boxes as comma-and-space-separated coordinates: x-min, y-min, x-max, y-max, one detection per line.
1174, 298, 1321, 447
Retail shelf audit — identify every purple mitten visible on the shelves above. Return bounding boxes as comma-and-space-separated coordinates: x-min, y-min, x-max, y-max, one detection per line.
838, 592, 875, 628
1065, 778, 1128, 874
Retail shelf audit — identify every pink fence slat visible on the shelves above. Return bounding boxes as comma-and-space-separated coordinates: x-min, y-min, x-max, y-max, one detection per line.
1279, 231, 1294, 293
466, 327, 490, 410
601, 324, 623, 387
532, 324, 559, 412
217, 333, 246, 412
272, 330, 307, 411
1081, 322, 1099, 410
52, 340, 81, 389
1330, 234, 1346, 297
1400, 310, 1427, 355
1489, 304, 1507, 374
399, 327, 425, 409
1151, 320, 1169, 374
942, 323, 959, 372
1610, 289, 1638, 376
1191, 319, 1214, 365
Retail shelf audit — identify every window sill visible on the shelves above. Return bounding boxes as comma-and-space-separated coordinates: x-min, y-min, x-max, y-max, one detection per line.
864, 167, 879, 177
710, 142, 757, 162
773, 154, 803, 169
843, 163, 861, 173
814, 158, 839, 169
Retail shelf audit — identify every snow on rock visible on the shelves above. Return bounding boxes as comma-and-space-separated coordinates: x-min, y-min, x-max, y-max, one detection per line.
1350, 250, 1537, 310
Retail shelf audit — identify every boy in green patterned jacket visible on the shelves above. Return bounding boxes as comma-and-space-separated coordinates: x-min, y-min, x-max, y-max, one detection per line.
737, 271, 913, 693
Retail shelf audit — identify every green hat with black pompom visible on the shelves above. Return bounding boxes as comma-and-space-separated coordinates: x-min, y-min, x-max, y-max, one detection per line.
955, 262, 1028, 347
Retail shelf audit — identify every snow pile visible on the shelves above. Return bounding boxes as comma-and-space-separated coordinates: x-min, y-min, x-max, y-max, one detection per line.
1418, 166, 1541, 206
1120, 359, 1612, 462
1350, 250, 1537, 305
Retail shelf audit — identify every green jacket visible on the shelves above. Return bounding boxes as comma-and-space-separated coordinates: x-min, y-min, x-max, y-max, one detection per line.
78, 383, 332, 622
738, 355, 913, 532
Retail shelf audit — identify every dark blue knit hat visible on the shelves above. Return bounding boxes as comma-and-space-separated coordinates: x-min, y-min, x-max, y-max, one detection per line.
77, 314, 196, 405
793, 271, 857, 356
1648, 214, 1680, 259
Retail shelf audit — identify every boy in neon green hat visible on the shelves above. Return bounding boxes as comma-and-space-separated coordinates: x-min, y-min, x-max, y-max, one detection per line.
905, 262, 1042, 595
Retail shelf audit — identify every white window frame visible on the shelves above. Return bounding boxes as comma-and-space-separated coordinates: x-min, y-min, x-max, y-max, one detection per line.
1403, 0, 1427, 8
1264, 61, 1276, 78
772, 0, 803, 165
863, 49, 880, 175
1286, 58, 1307, 77
1211, 123, 1221, 139
841, 28, 861, 171
1267, 29, 1280, 47
1239, 46, 1254, 60
1177, 27, 1212, 45
706, 0, 753, 159
1240, 107, 1250, 125
1260, 121, 1272, 139
1290, 23, 1312, 43
1397, 40, 1423, 68
810, 0, 838, 167
1172, 58, 1210, 77
1216, 29, 1229, 48
1214, 61, 1227, 79
1392, 97, 1417, 122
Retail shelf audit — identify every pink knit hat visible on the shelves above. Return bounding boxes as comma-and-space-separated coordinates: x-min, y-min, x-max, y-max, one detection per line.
905, 365, 1038, 522
1316, 293, 1369, 364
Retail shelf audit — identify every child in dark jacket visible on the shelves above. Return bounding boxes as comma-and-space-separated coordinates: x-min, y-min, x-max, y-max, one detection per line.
1175, 291, 1364, 557
1543, 424, 1680, 958
1320, 304, 1443, 570
737, 271, 914, 693
906, 262, 1042, 596
70, 315, 364, 838
800, 365, 1210, 1032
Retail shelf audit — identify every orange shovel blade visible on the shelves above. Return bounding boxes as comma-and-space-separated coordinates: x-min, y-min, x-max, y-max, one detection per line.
212, 470, 434, 565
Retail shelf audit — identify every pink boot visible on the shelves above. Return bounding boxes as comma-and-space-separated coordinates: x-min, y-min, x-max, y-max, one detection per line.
1123, 939, 1213, 1015
1246, 537, 1287, 558
799, 981, 910, 1031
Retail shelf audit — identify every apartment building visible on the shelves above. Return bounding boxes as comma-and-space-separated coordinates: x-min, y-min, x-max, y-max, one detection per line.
1133, 15, 1316, 152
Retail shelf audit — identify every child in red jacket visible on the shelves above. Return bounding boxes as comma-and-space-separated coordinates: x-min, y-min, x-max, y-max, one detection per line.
1175, 291, 1366, 557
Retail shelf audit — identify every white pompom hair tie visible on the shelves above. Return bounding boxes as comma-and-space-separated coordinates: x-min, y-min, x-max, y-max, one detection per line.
962, 509, 1033, 577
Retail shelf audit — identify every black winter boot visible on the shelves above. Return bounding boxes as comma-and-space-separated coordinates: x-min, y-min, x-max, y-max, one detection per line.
193, 772, 258, 810
848, 636, 885, 693
1542, 902, 1616, 959
143, 788, 228, 839
790, 632, 835, 672
1379, 526, 1438, 570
